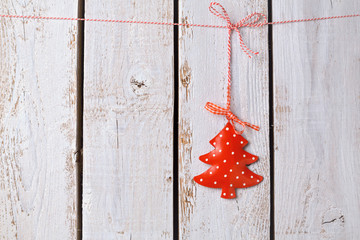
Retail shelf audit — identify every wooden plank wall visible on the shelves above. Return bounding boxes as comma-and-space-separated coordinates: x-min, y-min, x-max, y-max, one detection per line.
0, 0, 78, 239
82, 0, 174, 239
1, 0, 360, 239
273, 0, 360, 239
178, 0, 270, 239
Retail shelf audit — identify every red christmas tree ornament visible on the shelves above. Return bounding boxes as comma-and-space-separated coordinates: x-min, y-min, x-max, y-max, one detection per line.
193, 2, 263, 199
194, 121, 263, 199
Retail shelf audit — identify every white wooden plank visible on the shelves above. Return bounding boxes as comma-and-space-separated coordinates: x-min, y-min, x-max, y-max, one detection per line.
273, 0, 360, 239
178, 1, 270, 239
83, 0, 174, 238
0, 0, 78, 239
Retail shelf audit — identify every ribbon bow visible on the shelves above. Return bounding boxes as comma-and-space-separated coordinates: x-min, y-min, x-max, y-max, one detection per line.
209, 2, 267, 58
205, 102, 260, 135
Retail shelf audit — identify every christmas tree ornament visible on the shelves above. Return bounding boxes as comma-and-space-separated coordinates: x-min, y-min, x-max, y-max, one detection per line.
193, 2, 264, 198
193, 121, 263, 199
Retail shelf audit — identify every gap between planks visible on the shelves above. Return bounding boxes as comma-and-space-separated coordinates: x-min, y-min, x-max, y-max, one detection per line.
173, 0, 180, 239
75, 0, 85, 239
268, 0, 275, 239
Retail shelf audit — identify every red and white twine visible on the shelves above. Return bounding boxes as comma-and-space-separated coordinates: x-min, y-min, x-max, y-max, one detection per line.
1, 2, 359, 134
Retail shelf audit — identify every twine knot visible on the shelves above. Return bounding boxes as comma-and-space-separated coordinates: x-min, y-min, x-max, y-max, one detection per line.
227, 23, 237, 30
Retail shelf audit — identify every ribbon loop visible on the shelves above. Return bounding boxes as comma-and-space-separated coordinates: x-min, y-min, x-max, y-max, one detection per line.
236, 12, 267, 28
209, 2, 231, 25
205, 102, 260, 134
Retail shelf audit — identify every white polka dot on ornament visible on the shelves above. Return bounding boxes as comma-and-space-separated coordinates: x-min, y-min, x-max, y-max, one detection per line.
241, 141, 243, 144
257, 180, 260, 182
229, 169, 233, 172
220, 134, 223, 137
233, 134, 236, 137
216, 166, 219, 169
236, 162, 239, 165
230, 184, 233, 187
210, 172, 212, 174
226, 127, 229, 131
243, 154, 246, 157
231, 152, 234, 155
223, 160, 227, 163
226, 142, 229, 145
242, 171, 245, 174
213, 154, 215, 157
251, 176, 253, 178
223, 193, 226, 196
214, 181, 217, 184
219, 149, 222, 152
243, 183, 246, 186
236, 176, 239, 179
252, 157, 255, 160
224, 174, 227, 178
231, 193, 234, 196
205, 158, 208, 162
200, 179, 203, 182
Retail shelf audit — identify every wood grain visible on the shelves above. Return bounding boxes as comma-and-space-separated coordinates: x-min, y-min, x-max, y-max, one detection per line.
178, 1, 270, 239
0, 0, 78, 239
82, 0, 174, 238
273, 0, 360, 239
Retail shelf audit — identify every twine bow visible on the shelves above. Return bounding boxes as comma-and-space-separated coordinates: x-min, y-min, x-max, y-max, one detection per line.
205, 2, 265, 134
209, 2, 267, 58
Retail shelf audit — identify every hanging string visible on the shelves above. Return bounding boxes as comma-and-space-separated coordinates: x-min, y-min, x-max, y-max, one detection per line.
1, 2, 359, 134
205, 2, 267, 134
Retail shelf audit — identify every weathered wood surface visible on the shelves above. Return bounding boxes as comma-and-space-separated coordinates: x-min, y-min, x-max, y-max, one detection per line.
178, 1, 270, 239
82, 0, 174, 239
0, 0, 78, 239
273, 0, 360, 239
2, 0, 360, 239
